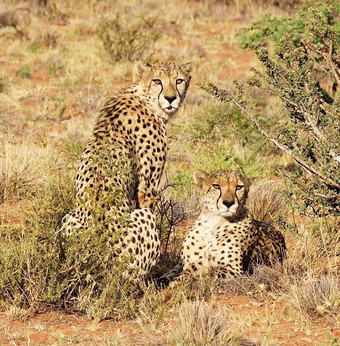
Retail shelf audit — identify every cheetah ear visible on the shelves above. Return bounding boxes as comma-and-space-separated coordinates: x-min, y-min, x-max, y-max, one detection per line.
134, 61, 152, 81
180, 62, 193, 76
193, 170, 209, 188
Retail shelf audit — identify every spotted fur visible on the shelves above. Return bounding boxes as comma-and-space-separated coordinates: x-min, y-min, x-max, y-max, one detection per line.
59, 62, 192, 276
160, 169, 286, 282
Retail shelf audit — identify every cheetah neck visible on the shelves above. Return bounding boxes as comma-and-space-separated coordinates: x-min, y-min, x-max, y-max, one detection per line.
196, 213, 226, 234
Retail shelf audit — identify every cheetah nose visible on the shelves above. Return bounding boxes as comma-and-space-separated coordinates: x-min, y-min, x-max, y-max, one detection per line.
164, 95, 176, 104
222, 200, 235, 208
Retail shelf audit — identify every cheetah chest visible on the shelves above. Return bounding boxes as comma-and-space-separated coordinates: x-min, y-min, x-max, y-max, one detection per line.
182, 214, 255, 271
182, 214, 226, 269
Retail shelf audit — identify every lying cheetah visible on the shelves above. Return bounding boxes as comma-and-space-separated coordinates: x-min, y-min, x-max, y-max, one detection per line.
160, 169, 286, 282
60, 62, 192, 276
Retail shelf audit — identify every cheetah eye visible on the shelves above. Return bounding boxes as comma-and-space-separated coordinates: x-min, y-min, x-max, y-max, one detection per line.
176, 78, 184, 85
235, 185, 244, 191
212, 184, 220, 190
152, 79, 162, 85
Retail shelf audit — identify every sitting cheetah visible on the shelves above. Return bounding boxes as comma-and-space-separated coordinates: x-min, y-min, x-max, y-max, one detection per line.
59, 61, 192, 276
160, 169, 286, 282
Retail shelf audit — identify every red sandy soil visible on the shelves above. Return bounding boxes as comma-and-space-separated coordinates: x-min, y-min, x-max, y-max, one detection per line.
1, 295, 339, 345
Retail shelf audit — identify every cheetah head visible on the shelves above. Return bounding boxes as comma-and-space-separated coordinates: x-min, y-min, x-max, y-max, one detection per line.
193, 169, 250, 220
134, 61, 193, 121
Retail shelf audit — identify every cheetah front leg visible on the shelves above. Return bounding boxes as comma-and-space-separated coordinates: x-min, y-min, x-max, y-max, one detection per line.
137, 187, 156, 209
216, 263, 243, 279
136, 152, 165, 209
207, 244, 244, 279
122, 208, 160, 276
214, 255, 243, 279
164, 262, 211, 288
156, 260, 183, 287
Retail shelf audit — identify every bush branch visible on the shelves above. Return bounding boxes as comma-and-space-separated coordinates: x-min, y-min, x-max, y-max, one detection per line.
203, 83, 340, 190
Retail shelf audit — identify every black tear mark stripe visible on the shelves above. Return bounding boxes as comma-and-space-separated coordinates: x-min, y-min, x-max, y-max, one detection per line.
216, 188, 222, 210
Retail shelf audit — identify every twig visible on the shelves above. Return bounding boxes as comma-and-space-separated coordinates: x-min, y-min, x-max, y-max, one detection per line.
203, 83, 340, 190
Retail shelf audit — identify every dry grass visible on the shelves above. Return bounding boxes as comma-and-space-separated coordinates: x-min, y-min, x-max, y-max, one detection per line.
0, 141, 59, 203
288, 274, 340, 318
215, 228, 340, 322
169, 299, 233, 345
5, 306, 31, 322
247, 180, 286, 223
57, 114, 95, 146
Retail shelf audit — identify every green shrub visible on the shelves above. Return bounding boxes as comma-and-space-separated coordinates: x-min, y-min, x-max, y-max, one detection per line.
0, 160, 141, 320
0, 150, 185, 320
28, 44, 41, 54
169, 102, 282, 189
99, 14, 161, 62
0, 168, 76, 309
204, 1, 339, 219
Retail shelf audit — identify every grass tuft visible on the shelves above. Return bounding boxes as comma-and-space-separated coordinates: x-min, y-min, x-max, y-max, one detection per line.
247, 179, 286, 223
99, 14, 161, 62
0, 142, 59, 203
170, 299, 233, 345
288, 275, 340, 318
